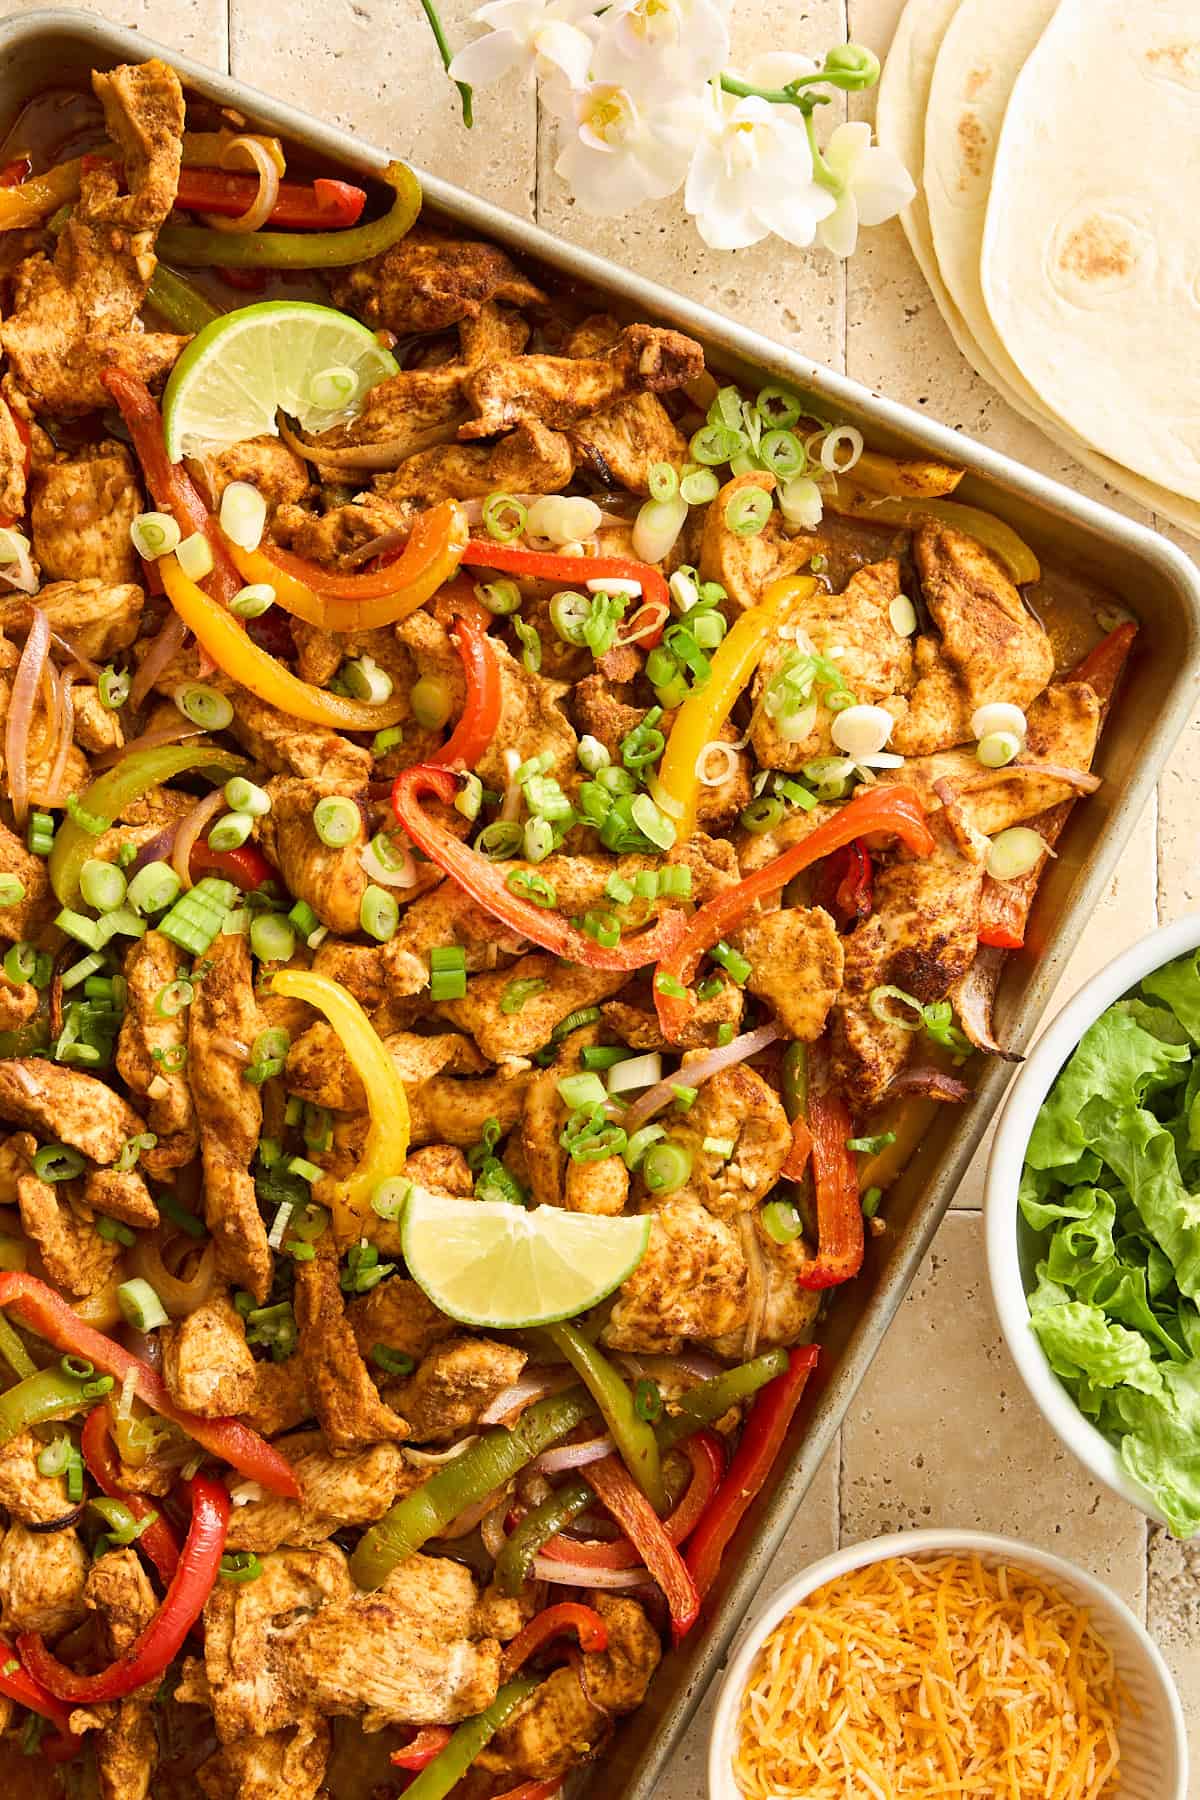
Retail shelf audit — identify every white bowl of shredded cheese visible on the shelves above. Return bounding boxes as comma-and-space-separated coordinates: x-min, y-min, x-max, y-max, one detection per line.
707, 1528, 1186, 1800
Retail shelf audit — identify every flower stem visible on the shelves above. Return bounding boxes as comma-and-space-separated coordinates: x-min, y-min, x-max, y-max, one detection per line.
416, 0, 474, 128
718, 73, 826, 108
801, 108, 840, 195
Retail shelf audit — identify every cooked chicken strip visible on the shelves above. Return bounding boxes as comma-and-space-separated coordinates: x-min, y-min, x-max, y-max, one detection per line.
0, 1522, 86, 1636
670, 1061, 793, 1220
294, 1253, 409, 1455
602, 1195, 749, 1353
0, 1430, 89, 1527
346, 1276, 457, 1365
568, 391, 689, 494
259, 774, 368, 936
225, 1432, 416, 1554
700, 471, 817, 613
376, 417, 573, 507
162, 1295, 258, 1419
330, 227, 545, 335
735, 906, 845, 1042
30, 442, 141, 585
434, 953, 628, 1062
197, 1719, 330, 1800
459, 324, 705, 439
0, 578, 145, 662
0, 1060, 146, 1164
117, 929, 199, 1176
0, 820, 52, 944
385, 1337, 527, 1443
72, 1549, 159, 1800
17, 1169, 120, 1298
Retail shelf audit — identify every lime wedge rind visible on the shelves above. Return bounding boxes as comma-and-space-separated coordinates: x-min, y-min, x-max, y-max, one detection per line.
162, 300, 398, 461
402, 1191, 651, 1330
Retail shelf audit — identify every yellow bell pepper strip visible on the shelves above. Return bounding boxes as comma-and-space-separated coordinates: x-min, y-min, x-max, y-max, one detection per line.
270, 970, 409, 1240
157, 159, 421, 269
655, 574, 817, 837
0, 132, 287, 231
822, 481, 1040, 584
158, 554, 409, 730
224, 499, 469, 633
848, 449, 964, 499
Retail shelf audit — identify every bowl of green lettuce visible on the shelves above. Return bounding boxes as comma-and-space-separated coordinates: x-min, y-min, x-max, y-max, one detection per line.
986, 916, 1200, 1538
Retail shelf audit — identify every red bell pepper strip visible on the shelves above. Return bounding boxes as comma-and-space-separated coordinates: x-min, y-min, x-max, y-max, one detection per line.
500, 1602, 608, 1679
20, 1474, 229, 1704
177, 169, 366, 228
780, 1112, 814, 1182
392, 764, 688, 973
684, 1346, 819, 1598
101, 368, 242, 606
0, 1274, 300, 1498
189, 839, 276, 894
583, 1454, 699, 1644
654, 785, 934, 1040
80, 1406, 181, 1587
541, 1430, 724, 1570
491, 1782, 564, 1800
391, 1726, 453, 1771
436, 615, 502, 770
0, 1632, 80, 1754
1067, 619, 1138, 713
795, 1090, 864, 1290
0, 157, 31, 188
461, 541, 670, 646
814, 840, 873, 928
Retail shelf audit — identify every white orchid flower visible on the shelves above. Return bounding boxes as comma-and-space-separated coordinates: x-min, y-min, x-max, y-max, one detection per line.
448, 0, 597, 92
549, 79, 703, 215
815, 119, 915, 258
738, 50, 819, 88
684, 86, 836, 251
589, 0, 731, 92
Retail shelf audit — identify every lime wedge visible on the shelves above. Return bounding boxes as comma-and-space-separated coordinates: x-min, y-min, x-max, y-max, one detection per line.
402, 1189, 651, 1330
162, 300, 398, 461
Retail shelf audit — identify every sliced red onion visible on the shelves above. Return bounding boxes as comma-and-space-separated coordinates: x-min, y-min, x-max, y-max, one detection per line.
477, 1368, 574, 1426
739, 1211, 766, 1362
44, 667, 80, 805
173, 789, 227, 891
531, 1554, 650, 1588
130, 612, 189, 711
1013, 758, 1102, 794
128, 822, 181, 877
953, 945, 1023, 1063
93, 721, 204, 772
198, 134, 281, 234
0, 530, 38, 595
6, 606, 49, 826
533, 1433, 615, 1475
624, 1020, 785, 1131
48, 631, 102, 681
883, 1066, 971, 1103
404, 1435, 480, 1468
438, 1486, 505, 1540
480, 1500, 509, 1560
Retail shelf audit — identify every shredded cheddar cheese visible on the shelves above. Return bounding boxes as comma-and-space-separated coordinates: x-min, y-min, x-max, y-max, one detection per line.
733, 1554, 1128, 1798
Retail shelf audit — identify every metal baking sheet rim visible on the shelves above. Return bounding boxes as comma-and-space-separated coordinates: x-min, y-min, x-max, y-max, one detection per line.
4, 11, 1199, 1795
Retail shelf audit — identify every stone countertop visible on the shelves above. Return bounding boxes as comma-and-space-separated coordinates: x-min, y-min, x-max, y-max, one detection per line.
4, 0, 1197, 1788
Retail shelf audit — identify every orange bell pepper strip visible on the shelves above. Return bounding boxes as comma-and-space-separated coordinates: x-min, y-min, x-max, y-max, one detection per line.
227, 499, 468, 631
653, 784, 935, 1040
780, 1112, 814, 1181
158, 553, 409, 729
436, 615, 502, 769
583, 1454, 700, 1644
270, 970, 410, 1241
656, 574, 815, 837
795, 1089, 864, 1289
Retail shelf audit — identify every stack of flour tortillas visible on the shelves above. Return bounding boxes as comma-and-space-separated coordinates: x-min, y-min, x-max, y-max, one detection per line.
876, 0, 1200, 533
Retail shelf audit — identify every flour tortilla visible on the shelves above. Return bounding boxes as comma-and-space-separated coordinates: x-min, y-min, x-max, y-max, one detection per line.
878, 0, 1200, 533
982, 0, 1200, 505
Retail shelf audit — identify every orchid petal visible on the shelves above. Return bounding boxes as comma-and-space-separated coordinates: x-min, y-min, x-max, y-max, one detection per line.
448, 29, 524, 84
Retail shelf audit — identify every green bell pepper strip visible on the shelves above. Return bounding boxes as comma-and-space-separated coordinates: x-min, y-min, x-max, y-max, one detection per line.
350, 1389, 595, 1590
49, 745, 245, 906
157, 158, 421, 269
494, 1349, 789, 1595
0, 1363, 100, 1448
0, 1312, 36, 1382
145, 267, 222, 335
400, 1676, 539, 1800
545, 1320, 665, 1514
780, 1041, 808, 1122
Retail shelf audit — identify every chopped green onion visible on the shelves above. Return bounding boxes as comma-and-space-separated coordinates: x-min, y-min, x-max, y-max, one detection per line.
360, 885, 399, 942
549, 589, 590, 646
372, 1177, 411, 1222
862, 1186, 883, 1219
762, 1197, 804, 1244
581, 908, 620, 949
659, 865, 692, 898
847, 1131, 896, 1155
581, 1045, 632, 1071
604, 873, 635, 905
154, 978, 194, 1018
739, 796, 784, 834
342, 655, 393, 704
96, 1217, 135, 1247
716, 1022, 735, 1046
2, 942, 36, 985
97, 666, 130, 710
287, 1156, 323, 1186
986, 826, 1046, 880
373, 725, 404, 756
208, 811, 254, 853
654, 971, 688, 1001
756, 385, 802, 428
218, 482, 267, 552
26, 813, 55, 857
176, 531, 214, 582
174, 683, 232, 731
36, 1436, 71, 1478
690, 608, 727, 650
454, 774, 484, 823
523, 818, 554, 864
219, 1551, 263, 1583
620, 708, 665, 771
33, 1143, 85, 1183
230, 583, 275, 619
513, 616, 541, 674
312, 796, 360, 848
578, 735, 610, 775
868, 984, 925, 1031
288, 899, 320, 938
648, 463, 678, 502
249, 913, 296, 963
130, 511, 181, 560
672, 1084, 698, 1111
410, 676, 452, 731
475, 821, 523, 861
482, 492, 527, 543
557, 1072, 608, 1110
710, 941, 751, 985
690, 422, 746, 465
56, 908, 101, 950
506, 869, 556, 910
920, 1000, 972, 1056
623, 1123, 665, 1170
725, 488, 773, 538
500, 977, 546, 1014
429, 944, 467, 1001
117, 1278, 168, 1333
642, 1140, 692, 1194
225, 777, 271, 817
126, 860, 181, 916
371, 1344, 416, 1376
559, 1105, 627, 1164
552, 1007, 603, 1042
680, 467, 719, 505
475, 577, 521, 615
65, 796, 110, 837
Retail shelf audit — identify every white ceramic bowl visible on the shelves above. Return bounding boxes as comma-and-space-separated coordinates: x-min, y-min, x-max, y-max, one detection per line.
985, 914, 1200, 1529
707, 1528, 1187, 1800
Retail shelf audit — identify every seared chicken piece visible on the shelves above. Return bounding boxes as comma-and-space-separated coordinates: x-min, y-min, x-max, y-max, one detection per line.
0, 1430, 86, 1527
459, 323, 704, 439
404, 1144, 473, 1195
116, 930, 199, 1176
330, 227, 545, 335
710, 1223, 822, 1356
17, 1169, 120, 1298
259, 774, 368, 936
0, 393, 26, 521
735, 906, 844, 1042
226, 1432, 416, 1554
481, 1596, 662, 1782
0, 1522, 87, 1636
376, 418, 573, 507
0, 1060, 146, 1164
288, 1552, 512, 1730
309, 363, 467, 460
72, 684, 125, 755
241, 1356, 312, 1441
602, 1195, 749, 1353
571, 671, 646, 759
187, 934, 272, 1302
568, 391, 689, 494
891, 522, 1054, 756
347, 1276, 457, 1365
602, 977, 745, 1054
72, 1550, 159, 1800
387, 1337, 527, 1444
162, 1294, 258, 1419
700, 472, 816, 613
409, 1061, 529, 1151
1, 61, 186, 412
82, 1166, 158, 1230
185, 1544, 354, 1742
197, 1719, 330, 1800
520, 1025, 618, 1211
669, 1062, 793, 1219
831, 819, 985, 1110
288, 1025, 480, 1116
434, 953, 628, 1062
0, 970, 37, 1032
1, 578, 144, 662
750, 560, 915, 767
187, 434, 311, 516
272, 493, 412, 570
30, 442, 141, 585
294, 1253, 409, 1455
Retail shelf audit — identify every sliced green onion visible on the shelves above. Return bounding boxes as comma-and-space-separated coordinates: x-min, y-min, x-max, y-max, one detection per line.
868, 984, 925, 1031
371, 1343, 415, 1376
117, 1278, 168, 1333
36, 1436, 70, 1478
27, 813, 55, 857
312, 795, 360, 848
429, 944, 467, 1002
225, 777, 271, 817
176, 531, 214, 582
249, 913, 296, 963
33, 1144, 85, 1183
219, 1551, 263, 1584
691, 422, 746, 465
507, 870, 556, 909
360, 885, 399, 942
410, 676, 452, 731
549, 589, 589, 646
977, 730, 1021, 769
642, 1140, 692, 1194
154, 978, 194, 1018
577, 735, 610, 775
607, 1051, 662, 1095
690, 609, 727, 651
680, 467, 719, 506
230, 583, 275, 619
372, 1177, 411, 1222
762, 1197, 804, 1244
341, 655, 393, 704
716, 1022, 734, 1046
759, 429, 805, 478
862, 1186, 883, 1219
56, 908, 101, 950
739, 796, 784, 834
620, 709, 665, 771
373, 725, 404, 756
654, 971, 688, 1001
78, 858, 126, 913
581, 908, 620, 949
986, 827, 1047, 882
605, 873, 634, 905
3, 942, 37, 985
513, 616, 541, 674
648, 463, 678, 502
623, 1123, 665, 1170
65, 796, 110, 837
500, 977, 546, 1014
482, 492, 527, 543
98, 667, 131, 710
889, 593, 917, 636
581, 1045, 632, 1071
129, 511, 181, 560
454, 775, 483, 823
672, 1084, 698, 1111
208, 811, 254, 853
557, 1072, 608, 1110
475, 578, 522, 615
552, 1007, 603, 1042
847, 1131, 896, 1155
126, 861, 181, 916
710, 941, 751, 985
174, 684, 233, 731
523, 818, 554, 864
475, 821, 523, 861
725, 488, 773, 538
756, 385, 802, 428
219, 482, 267, 553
